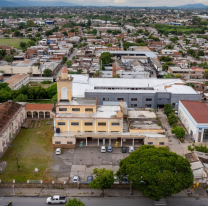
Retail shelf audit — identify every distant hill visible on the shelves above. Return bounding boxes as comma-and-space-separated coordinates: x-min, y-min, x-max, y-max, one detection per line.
0, 0, 77, 7
176, 3, 208, 9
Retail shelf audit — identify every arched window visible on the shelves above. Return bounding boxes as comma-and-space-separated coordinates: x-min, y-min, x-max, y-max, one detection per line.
61, 86, 67, 99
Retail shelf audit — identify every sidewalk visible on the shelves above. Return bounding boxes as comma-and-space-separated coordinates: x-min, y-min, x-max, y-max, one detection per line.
0, 187, 188, 197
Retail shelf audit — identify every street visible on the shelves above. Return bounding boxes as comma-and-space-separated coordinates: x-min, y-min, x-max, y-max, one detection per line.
1, 196, 208, 206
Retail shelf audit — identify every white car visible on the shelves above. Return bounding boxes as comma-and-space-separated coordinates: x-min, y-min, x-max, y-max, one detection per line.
55, 148, 61, 155
101, 146, 106, 153
73, 175, 79, 183
114, 175, 119, 184
129, 146, 134, 153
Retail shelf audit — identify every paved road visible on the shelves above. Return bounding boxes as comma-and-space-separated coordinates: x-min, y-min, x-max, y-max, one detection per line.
1, 196, 208, 206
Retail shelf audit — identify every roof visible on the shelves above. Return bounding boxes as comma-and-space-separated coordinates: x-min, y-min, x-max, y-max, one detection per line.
25, 104, 53, 111
6, 74, 28, 86
62, 66, 68, 74
0, 102, 22, 134
180, 101, 208, 123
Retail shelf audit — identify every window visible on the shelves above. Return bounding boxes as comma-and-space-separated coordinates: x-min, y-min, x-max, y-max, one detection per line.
147, 142, 153, 145
58, 122, 65, 125
55, 141, 61, 144
72, 108, 80, 112
159, 142, 165, 145
98, 122, 106, 126
146, 98, 152, 101
172, 103, 175, 106
85, 108, 93, 112
98, 131, 106, 132
131, 98, 137, 101
103, 98, 109, 101
67, 141, 73, 145
71, 122, 79, 126
145, 104, 152, 108
85, 131, 92, 133
85, 122, 93, 126
59, 108, 67, 111
131, 104, 137, 107
117, 98, 123, 101
111, 131, 119, 133
111, 122, 120, 126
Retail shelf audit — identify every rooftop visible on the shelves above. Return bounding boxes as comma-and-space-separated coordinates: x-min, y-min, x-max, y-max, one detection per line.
25, 104, 54, 111
6, 74, 28, 86
180, 101, 208, 124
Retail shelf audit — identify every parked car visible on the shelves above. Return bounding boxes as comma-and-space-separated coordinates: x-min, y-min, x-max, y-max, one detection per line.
122, 176, 129, 184
101, 146, 106, 153
129, 146, 134, 153
86, 175, 93, 184
107, 145, 113, 152
114, 175, 119, 184
55, 148, 61, 155
122, 146, 127, 153
46, 196, 67, 204
72, 175, 79, 183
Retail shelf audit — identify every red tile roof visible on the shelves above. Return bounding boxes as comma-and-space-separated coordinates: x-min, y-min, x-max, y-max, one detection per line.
62, 66, 67, 74
180, 101, 208, 123
25, 104, 53, 111
0, 102, 22, 134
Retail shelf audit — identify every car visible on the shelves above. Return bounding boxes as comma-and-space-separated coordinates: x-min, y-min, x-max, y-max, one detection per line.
122, 176, 129, 184
122, 146, 127, 153
114, 175, 119, 184
55, 148, 61, 155
107, 145, 113, 152
175, 111, 178, 115
101, 146, 106, 153
86, 175, 93, 184
46, 196, 67, 204
72, 175, 79, 183
129, 146, 134, 153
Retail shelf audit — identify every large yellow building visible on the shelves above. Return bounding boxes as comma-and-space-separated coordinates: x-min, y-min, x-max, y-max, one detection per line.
53, 67, 167, 148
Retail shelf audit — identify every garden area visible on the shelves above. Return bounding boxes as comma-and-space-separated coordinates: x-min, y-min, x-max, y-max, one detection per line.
0, 38, 30, 49
0, 120, 54, 182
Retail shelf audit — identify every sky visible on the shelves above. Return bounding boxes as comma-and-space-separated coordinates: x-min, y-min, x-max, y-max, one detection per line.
9, 0, 208, 7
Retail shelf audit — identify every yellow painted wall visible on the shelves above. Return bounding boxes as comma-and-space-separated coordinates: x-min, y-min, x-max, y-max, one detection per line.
57, 81, 72, 102
130, 129, 165, 133
69, 105, 96, 113
144, 137, 168, 146
55, 120, 68, 132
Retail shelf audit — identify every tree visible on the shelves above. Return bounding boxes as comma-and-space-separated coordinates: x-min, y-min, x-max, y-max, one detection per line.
35, 33, 41, 38
160, 56, 172, 62
62, 57, 67, 63
14, 30, 20, 37
87, 19, 91, 27
0, 89, 11, 102
116, 145, 193, 200
164, 104, 174, 116
45, 30, 53, 37
93, 70, 102, 77
163, 73, 174, 79
168, 112, 178, 125
43, 68, 53, 77
13, 94, 28, 102
47, 83, 57, 98
51, 94, 57, 104
175, 74, 181, 78
0, 49, 7, 59
27, 40, 36, 47
67, 60, 72, 67
3, 55, 13, 63
89, 168, 114, 196
99, 52, 113, 65
20, 41, 27, 49
65, 198, 85, 206
171, 127, 185, 138
198, 50, 204, 56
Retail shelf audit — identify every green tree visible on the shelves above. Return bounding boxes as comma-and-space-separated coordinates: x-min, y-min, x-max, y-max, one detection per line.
67, 60, 72, 67
164, 104, 174, 116
116, 145, 193, 200
160, 56, 172, 62
14, 30, 20, 37
65, 198, 85, 206
45, 30, 53, 37
163, 73, 174, 79
175, 74, 181, 78
20, 41, 27, 49
171, 127, 185, 138
0, 89, 11, 102
35, 33, 41, 38
47, 83, 57, 98
13, 94, 28, 102
99, 52, 113, 65
93, 70, 102, 77
87, 19, 91, 27
51, 94, 57, 104
198, 50, 204, 56
89, 168, 114, 196
168, 112, 178, 125
27, 40, 36, 47
3, 55, 13, 63
0, 49, 7, 59
43, 69, 53, 77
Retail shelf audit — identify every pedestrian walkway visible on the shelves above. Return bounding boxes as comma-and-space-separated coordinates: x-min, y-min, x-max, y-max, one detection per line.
0, 187, 188, 197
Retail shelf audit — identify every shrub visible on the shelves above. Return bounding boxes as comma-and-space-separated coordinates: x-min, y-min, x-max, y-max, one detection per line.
41, 81, 52, 84
157, 122, 161, 126
188, 145, 194, 152
195, 144, 208, 153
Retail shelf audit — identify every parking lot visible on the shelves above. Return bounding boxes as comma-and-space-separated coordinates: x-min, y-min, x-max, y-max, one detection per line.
49, 147, 131, 183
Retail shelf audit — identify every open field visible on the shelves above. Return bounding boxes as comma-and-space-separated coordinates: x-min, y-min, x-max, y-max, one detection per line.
0, 120, 54, 182
0, 38, 30, 49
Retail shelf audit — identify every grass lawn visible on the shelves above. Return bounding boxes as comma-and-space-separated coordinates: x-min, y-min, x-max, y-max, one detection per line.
0, 38, 30, 49
0, 120, 54, 182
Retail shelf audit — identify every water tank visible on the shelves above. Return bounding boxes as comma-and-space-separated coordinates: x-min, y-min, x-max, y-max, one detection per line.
56, 128, 60, 133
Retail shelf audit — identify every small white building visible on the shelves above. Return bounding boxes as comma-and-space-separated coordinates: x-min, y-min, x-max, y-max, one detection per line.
178, 100, 208, 142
